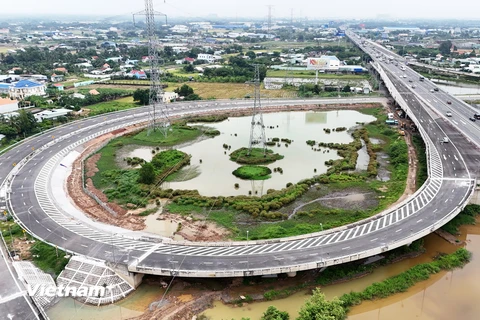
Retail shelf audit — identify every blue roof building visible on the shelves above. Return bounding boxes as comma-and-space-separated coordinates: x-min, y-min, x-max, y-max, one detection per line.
9, 80, 46, 100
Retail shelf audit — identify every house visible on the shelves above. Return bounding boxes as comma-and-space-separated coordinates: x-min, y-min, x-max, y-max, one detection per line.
106, 57, 122, 63
0, 97, 19, 113
170, 25, 189, 34
185, 57, 195, 64
142, 56, 153, 63
197, 54, 222, 63
72, 93, 86, 99
161, 92, 179, 103
102, 63, 111, 70
51, 74, 64, 82
9, 80, 46, 100
54, 67, 68, 74
34, 108, 72, 122
128, 70, 148, 79
53, 83, 64, 91
125, 59, 139, 65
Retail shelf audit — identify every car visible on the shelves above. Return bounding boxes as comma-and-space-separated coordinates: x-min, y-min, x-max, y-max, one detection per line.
446, 111, 452, 117
442, 137, 449, 143
447, 101, 452, 104
411, 85, 416, 88
434, 88, 439, 91
408, 79, 413, 82
430, 89, 435, 93
470, 117, 477, 122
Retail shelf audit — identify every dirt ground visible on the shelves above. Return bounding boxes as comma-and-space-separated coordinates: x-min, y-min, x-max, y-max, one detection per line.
67, 125, 147, 231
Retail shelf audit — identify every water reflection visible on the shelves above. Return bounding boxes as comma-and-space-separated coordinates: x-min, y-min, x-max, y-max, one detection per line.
120, 111, 376, 196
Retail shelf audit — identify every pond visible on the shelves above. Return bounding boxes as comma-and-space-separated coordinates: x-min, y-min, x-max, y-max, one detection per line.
118, 110, 377, 196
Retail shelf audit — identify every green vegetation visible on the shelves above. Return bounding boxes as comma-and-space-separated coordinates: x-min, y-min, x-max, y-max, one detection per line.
166, 107, 411, 240
298, 289, 346, 320
0, 219, 69, 277
133, 126, 203, 146
340, 248, 471, 309
232, 165, 272, 180
441, 204, 480, 235
261, 306, 290, 320
412, 135, 428, 187
259, 248, 471, 320
30, 241, 70, 277
94, 148, 190, 207
230, 147, 284, 165
83, 96, 137, 116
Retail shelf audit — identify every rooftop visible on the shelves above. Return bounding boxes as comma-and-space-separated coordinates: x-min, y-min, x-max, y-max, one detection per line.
12, 80, 44, 89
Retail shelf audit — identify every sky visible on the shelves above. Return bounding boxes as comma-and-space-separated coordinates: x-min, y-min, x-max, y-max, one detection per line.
2, 0, 480, 20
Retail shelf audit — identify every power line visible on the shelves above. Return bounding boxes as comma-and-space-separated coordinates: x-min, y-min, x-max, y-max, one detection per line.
134, 0, 170, 137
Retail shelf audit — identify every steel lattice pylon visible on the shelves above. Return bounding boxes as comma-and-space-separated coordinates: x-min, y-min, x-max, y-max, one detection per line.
248, 65, 266, 155
135, 0, 170, 136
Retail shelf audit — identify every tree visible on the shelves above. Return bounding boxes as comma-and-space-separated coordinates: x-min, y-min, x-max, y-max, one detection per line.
133, 89, 150, 105
246, 51, 257, 60
174, 84, 194, 97
261, 306, 289, 320
439, 40, 452, 56
138, 162, 155, 184
183, 63, 194, 73
297, 289, 346, 320
13, 110, 37, 135
0, 124, 17, 139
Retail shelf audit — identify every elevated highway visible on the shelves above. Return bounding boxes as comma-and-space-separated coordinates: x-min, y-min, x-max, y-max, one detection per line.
0, 77, 477, 280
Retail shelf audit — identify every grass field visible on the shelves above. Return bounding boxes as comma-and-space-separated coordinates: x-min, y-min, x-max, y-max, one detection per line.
0, 46, 15, 53
85, 96, 138, 114
165, 82, 298, 99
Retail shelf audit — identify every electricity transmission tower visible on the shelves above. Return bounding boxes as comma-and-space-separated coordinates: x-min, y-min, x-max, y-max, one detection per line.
248, 65, 266, 155
267, 5, 274, 34
134, 1, 170, 136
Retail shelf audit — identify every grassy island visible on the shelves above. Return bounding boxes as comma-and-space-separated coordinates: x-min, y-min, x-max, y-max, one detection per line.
229, 147, 284, 165
232, 165, 272, 180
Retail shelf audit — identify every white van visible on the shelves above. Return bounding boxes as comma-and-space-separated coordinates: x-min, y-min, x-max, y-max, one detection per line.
387, 113, 394, 120
442, 137, 449, 143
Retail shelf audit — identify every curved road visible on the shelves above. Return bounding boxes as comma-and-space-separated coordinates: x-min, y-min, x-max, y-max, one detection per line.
0, 96, 476, 278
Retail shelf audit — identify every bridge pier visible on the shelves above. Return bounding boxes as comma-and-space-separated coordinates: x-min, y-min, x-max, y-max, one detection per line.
110, 263, 144, 288
286, 272, 297, 278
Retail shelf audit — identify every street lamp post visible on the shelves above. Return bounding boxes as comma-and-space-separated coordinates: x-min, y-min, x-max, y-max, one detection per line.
320, 223, 323, 232
246, 231, 249, 273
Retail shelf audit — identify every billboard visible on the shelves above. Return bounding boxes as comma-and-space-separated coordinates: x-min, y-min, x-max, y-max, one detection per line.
307, 58, 329, 70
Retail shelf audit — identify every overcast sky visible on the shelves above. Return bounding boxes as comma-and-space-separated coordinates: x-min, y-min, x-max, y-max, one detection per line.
2, 0, 480, 20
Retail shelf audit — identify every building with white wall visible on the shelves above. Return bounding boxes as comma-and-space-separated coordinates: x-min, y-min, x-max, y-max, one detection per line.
197, 54, 222, 63
161, 92, 179, 103
9, 80, 46, 100
0, 97, 19, 114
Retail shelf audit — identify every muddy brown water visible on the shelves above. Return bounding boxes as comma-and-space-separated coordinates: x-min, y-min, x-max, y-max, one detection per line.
46, 223, 478, 320
202, 224, 479, 320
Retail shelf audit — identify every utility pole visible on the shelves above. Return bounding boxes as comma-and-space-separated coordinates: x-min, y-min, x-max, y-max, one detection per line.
290, 8, 294, 26
134, 1, 170, 136
248, 65, 267, 155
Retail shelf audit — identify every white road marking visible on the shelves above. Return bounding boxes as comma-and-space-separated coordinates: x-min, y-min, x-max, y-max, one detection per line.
396, 229, 402, 233
370, 238, 378, 242
342, 247, 350, 250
